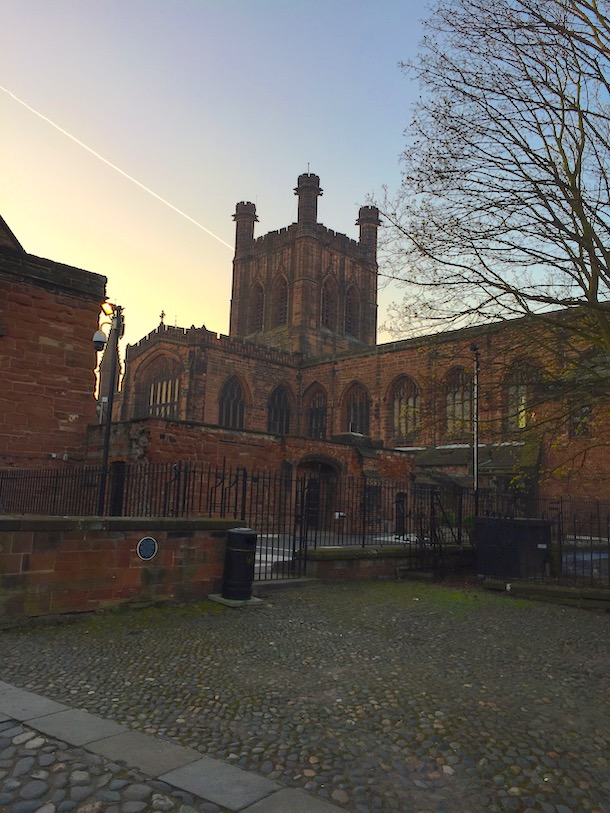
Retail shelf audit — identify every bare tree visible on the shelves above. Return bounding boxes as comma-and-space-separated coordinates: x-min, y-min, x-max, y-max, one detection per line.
379, 0, 610, 355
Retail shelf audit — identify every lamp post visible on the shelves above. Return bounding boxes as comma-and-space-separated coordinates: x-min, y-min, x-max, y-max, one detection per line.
471, 343, 480, 518
94, 303, 124, 516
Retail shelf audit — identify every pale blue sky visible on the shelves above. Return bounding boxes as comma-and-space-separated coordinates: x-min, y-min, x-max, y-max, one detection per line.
1, 0, 424, 347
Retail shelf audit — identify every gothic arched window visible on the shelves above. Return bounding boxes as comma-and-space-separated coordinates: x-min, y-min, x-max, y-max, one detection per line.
445, 367, 472, 437
248, 283, 264, 333
344, 286, 361, 338
345, 383, 370, 435
134, 355, 182, 419
306, 387, 327, 439
567, 347, 606, 437
268, 385, 291, 435
219, 377, 245, 429
391, 376, 420, 438
321, 278, 338, 332
504, 362, 539, 431
272, 276, 288, 327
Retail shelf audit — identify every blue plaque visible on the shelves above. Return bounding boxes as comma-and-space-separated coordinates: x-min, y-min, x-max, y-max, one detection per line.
137, 536, 158, 561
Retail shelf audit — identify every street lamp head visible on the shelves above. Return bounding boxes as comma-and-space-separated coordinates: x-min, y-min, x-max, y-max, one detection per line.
92, 329, 107, 352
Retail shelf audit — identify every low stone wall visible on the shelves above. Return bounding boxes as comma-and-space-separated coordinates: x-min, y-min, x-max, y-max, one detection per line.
0, 516, 242, 624
303, 545, 475, 580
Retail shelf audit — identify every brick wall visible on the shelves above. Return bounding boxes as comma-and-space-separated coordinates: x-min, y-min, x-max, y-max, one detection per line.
0, 249, 106, 466
0, 516, 240, 622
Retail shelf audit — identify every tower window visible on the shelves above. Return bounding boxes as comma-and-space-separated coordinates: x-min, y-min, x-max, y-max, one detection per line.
345, 286, 360, 338
321, 278, 338, 331
248, 283, 264, 333
273, 277, 288, 327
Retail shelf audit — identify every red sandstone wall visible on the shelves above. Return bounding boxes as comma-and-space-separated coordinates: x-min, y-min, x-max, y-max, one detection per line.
0, 517, 237, 621
0, 253, 106, 466
94, 419, 413, 481
117, 314, 610, 501
120, 318, 572, 447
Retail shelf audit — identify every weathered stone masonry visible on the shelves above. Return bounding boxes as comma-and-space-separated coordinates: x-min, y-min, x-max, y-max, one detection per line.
0, 230, 106, 467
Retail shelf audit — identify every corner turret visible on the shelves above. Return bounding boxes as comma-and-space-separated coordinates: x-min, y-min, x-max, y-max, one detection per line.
233, 201, 258, 254
356, 206, 381, 256
294, 173, 323, 225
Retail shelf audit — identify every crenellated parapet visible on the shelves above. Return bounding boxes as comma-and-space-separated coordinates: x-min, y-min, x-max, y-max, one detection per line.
247, 222, 369, 257
126, 320, 300, 366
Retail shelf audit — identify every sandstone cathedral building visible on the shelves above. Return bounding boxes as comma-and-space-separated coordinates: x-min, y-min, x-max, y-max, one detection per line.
109, 174, 607, 501
1, 173, 607, 501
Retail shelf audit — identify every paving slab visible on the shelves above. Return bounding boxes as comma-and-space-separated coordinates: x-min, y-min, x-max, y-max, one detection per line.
160, 755, 280, 811
0, 684, 69, 720
29, 708, 126, 745
242, 788, 341, 812
88, 729, 201, 776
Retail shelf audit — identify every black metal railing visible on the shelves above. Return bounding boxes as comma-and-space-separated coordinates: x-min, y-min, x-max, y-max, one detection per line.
1, 463, 608, 587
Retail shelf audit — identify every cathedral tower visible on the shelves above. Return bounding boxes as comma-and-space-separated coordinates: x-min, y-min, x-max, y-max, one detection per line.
229, 173, 379, 357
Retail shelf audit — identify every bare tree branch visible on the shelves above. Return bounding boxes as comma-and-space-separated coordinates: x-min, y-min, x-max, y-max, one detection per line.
377, 0, 610, 354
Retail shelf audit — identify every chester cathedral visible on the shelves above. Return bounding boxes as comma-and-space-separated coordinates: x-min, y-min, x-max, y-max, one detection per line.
1, 173, 606, 500
106, 173, 606, 501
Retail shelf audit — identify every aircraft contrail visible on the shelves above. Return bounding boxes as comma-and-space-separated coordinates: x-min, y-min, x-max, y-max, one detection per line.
0, 84, 234, 251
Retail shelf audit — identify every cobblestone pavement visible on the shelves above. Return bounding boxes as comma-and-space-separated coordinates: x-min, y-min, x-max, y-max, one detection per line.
0, 719, 230, 813
1, 580, 609, 813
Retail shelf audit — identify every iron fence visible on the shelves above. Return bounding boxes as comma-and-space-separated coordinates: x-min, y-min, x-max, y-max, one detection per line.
0, 462, 608, 587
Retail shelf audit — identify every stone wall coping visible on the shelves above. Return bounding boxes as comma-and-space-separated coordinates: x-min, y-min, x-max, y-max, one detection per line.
0, 252, 106, 301
304, 545, 416, 561
0, 516, 245, 533
304, 543, 468, 561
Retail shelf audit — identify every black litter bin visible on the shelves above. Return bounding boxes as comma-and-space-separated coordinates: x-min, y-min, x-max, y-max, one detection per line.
475, 517, 552, 579
222, 528, 257, 600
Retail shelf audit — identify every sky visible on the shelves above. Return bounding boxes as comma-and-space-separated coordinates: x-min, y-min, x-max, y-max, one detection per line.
1, 0, 424, 350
